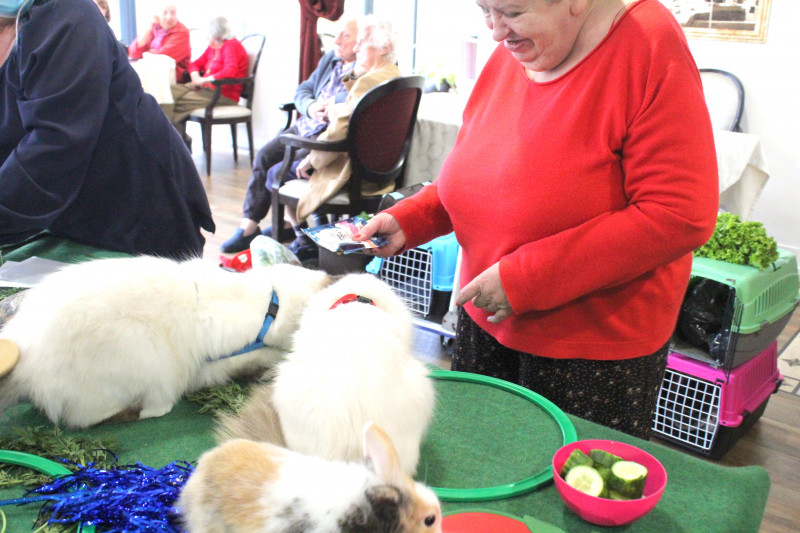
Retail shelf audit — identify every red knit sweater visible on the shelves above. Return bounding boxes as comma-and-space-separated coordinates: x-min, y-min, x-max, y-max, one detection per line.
389, 0, 718, 360
188, 39, 249, 103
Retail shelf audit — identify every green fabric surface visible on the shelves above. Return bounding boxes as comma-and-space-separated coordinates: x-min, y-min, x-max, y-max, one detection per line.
0, 375, 770, 533
0, 240, 771, 532
0, 234, 129, 266
419, 380, 564, 489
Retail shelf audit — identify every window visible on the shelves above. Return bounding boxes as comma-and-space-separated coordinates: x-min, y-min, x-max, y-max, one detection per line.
371, 0, 493, 92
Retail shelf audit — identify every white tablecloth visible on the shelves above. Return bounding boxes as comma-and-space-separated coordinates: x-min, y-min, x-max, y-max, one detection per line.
714, 129, 769, 220
130, 53, 176, 105
405, 93, 466, 186
405, 94, 769, 219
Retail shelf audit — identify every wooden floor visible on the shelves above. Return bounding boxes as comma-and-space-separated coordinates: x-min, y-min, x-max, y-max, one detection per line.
195, 129, 800, 533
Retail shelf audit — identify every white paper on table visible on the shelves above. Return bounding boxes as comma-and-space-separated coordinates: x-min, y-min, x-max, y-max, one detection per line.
132, 53, 177, 104
0, 256, 69, 288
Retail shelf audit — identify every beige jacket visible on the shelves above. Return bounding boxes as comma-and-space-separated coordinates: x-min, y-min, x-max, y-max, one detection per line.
296, 63, 403, 221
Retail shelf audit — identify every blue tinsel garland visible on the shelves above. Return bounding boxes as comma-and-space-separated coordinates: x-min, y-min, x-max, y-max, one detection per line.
0, 461, 195, 532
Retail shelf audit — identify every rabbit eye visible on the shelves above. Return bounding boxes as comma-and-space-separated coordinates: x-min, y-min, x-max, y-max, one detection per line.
424, 515, 436, 527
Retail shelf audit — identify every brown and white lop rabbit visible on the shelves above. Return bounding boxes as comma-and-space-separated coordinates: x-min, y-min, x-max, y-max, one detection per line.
178, 421, 442, 533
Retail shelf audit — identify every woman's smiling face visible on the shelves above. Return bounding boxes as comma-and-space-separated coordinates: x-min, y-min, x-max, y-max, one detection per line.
476, 0, 581, 73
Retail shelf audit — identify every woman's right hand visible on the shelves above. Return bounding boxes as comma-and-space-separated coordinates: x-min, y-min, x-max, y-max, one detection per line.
353, 213, 406, 257
296, 156, 314, 179
307, 100, 327, 121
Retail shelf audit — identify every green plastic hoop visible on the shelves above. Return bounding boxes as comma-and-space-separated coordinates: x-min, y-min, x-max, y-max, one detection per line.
428, 369, 577, 502
0, 450, 96, 533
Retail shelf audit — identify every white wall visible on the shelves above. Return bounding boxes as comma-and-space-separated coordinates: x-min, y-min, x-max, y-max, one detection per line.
686, 0, 800, 254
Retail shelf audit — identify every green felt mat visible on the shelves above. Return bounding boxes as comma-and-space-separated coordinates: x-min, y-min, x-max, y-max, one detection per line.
0, 239, 770, 532
1, 374, 770, 533
0, 234, 129, 266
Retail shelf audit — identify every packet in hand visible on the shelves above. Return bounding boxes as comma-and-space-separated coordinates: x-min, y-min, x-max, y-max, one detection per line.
303, 217, 388, 255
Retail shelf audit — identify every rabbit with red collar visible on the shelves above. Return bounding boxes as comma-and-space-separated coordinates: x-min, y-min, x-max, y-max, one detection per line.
217, 273, 436, 476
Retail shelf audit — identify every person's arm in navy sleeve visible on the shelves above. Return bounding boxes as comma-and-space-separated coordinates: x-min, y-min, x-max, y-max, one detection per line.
0, 4, 112, 244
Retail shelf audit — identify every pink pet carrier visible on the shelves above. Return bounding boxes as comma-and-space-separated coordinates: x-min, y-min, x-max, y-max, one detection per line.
652, 341, 782, 459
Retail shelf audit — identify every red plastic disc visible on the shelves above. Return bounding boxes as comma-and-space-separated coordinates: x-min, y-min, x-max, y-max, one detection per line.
442, 511, 531, 533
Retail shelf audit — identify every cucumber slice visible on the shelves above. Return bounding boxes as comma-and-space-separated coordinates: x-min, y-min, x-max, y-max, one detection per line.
589, 449, 622, 467
564, 465, 606, 497
608, 490, 632, 501
594, 464, 612, 483
609, 460, 648, 499
559, 449, 594, 477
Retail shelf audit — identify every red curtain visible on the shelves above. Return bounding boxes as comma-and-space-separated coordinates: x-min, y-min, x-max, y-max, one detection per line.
297, 0, 345, 83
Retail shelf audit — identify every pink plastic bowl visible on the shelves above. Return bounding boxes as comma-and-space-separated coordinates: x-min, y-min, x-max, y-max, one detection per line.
552, 439, 667, 527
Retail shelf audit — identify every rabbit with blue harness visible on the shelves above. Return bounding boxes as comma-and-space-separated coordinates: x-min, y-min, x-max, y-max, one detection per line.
0, 257, 331, 428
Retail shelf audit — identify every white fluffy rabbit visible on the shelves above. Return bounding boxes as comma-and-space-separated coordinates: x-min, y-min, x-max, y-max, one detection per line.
0, 257, 331, 428
217, 273, 436, 475
178, 421, 442, 533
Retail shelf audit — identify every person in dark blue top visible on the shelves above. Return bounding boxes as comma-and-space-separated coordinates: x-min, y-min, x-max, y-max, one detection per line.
0, 0, 214, 258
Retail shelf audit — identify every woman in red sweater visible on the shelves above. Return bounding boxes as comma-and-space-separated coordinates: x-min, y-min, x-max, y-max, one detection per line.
357, 0, 718, 439
163, 16, 248, 146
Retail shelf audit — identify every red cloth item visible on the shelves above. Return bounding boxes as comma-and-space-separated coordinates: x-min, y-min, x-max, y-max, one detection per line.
387, 0, 718, 361
219, 250, 252, 272
128, 21, 191, 82
188, 39, 249, 103
298, 0, 345, 83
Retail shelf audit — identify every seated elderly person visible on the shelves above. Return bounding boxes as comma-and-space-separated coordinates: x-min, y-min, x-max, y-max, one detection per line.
272, 15, 402, 261
1, 0, 214, 258
163, 16, 248, 148
128, 4, 191, 83
220, 17, 358, 254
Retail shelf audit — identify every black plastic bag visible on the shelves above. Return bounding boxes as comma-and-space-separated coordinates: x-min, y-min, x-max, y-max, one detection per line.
677, 278, 732, 355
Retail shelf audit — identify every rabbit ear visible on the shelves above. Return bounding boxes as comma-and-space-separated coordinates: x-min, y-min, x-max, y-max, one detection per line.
363, 421, 406, 486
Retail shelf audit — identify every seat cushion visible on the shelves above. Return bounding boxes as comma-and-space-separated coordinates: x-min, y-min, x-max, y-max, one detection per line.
278, 179, 349, 205
189, 105, 252, 120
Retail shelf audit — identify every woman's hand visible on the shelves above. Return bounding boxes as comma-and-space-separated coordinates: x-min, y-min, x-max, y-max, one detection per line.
189, 71, 209, 89
296, 157, 314, 179
353, 213, 406, 257
307, 100, 328, 121
457, 262, 513, 324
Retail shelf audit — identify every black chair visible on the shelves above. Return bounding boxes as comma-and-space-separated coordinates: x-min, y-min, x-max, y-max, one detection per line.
279, 101, 298, 131
270, 75, 425, 241
699, 68, 745, 132
187, 33, 266, 176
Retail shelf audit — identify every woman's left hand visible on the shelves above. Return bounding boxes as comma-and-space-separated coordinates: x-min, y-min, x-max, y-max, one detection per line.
189, 72, 210, 89
456, 262, 513, 324
296, 157, 313, 179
